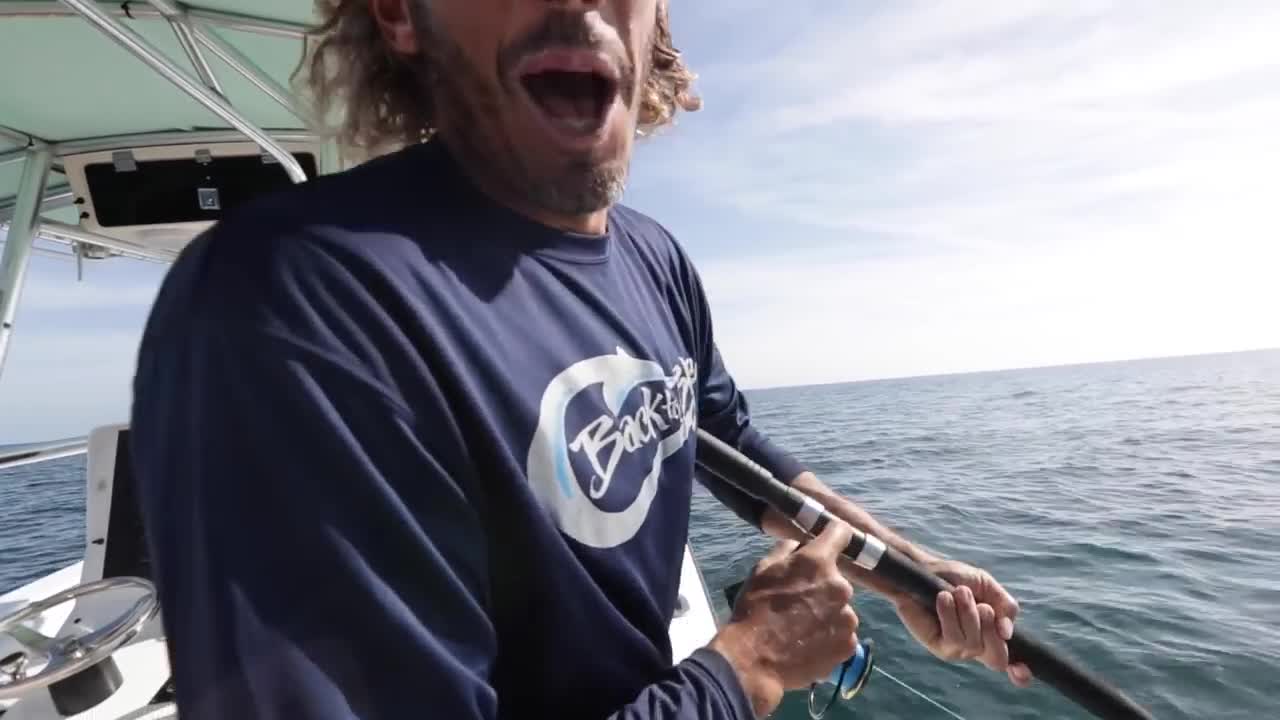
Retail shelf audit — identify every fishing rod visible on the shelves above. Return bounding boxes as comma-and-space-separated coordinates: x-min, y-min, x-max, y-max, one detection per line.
694, 428, 1156, 720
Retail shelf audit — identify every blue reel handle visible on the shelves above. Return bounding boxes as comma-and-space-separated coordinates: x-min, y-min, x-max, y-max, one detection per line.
830, 640, 871, 698
809, 639, 877, 719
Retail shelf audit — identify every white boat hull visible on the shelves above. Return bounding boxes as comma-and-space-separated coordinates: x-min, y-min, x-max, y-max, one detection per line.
1, 544, 717, 720
2, 424, 721, 718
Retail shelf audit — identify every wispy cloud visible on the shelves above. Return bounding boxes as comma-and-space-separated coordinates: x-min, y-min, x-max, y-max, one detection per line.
668, 1, 1280, 244
639, 0, 1280, 386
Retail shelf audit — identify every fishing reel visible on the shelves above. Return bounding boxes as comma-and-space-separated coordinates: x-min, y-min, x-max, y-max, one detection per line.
807, 638, 876, 720
722, 579, 877, 720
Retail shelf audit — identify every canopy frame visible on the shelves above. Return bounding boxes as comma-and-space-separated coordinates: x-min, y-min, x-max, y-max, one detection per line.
0, 0, 327, 379
0, 1, 308, 37
0, 4, 323, 243
59, 0, 309, 183
0, 146, 53, 376
0, 184, 72, 223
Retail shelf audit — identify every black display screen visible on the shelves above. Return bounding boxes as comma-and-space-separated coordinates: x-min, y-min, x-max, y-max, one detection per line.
83, 151, 318, 227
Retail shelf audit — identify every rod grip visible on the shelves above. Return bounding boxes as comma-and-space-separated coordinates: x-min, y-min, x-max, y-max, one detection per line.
873, 546, 1156, 720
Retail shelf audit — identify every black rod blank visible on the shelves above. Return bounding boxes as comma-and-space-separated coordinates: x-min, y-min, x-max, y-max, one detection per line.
693, 428, 1155, 720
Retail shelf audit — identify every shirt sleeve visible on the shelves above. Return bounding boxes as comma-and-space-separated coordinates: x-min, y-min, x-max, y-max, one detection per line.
673, 247, 809, 529
130, 232, 756, 720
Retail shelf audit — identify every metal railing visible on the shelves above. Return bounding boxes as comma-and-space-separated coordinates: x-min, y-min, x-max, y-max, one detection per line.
0, 0, 324, 374
58, 0, 310, 184
0, 438, 88, 472
0, 1, 309, 38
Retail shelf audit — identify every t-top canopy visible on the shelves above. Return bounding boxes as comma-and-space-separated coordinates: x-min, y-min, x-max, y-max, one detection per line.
0, 1, 343, 261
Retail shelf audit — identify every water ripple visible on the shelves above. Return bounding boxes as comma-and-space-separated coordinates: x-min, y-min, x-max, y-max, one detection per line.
703, 350, 1280, 719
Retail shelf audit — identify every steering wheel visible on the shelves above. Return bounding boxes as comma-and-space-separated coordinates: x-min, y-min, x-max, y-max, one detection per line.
0, 577, 158, 698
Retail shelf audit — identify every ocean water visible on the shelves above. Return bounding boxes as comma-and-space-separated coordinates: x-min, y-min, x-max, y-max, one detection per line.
4, 349, 1279, 718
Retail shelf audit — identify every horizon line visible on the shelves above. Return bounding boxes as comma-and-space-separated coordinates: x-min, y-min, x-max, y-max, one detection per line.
742, 345, 1280, 394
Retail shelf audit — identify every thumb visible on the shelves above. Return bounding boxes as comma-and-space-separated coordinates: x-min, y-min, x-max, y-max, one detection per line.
802, 517, 856, 562
757, 538, 801, 570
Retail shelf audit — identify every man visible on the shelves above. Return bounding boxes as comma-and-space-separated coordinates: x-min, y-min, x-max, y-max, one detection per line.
130, 1, 1031, 718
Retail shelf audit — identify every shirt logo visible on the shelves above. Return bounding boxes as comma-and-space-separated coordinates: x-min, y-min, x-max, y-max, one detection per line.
527, 348, 697, 548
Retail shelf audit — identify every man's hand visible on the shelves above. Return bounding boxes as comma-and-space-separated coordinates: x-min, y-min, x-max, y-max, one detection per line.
708, 520, 861, 718
892, 560, 1033, 687
761, 471, 1034, 688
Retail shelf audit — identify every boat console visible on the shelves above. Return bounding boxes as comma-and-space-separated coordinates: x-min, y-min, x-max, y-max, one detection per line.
0, 425, 173, 720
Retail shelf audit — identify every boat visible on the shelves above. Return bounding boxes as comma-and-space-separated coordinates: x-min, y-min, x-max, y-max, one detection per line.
0, 3, 721, 717
1, 6, 1158, 720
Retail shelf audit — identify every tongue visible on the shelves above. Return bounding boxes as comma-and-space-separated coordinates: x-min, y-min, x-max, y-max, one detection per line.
541, 92, 597, 125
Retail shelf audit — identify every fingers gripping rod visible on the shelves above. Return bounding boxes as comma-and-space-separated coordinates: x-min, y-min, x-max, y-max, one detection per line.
693, 429, 1156, 720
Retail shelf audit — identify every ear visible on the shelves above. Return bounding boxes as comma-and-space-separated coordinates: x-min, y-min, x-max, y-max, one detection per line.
370, 0, 419, 55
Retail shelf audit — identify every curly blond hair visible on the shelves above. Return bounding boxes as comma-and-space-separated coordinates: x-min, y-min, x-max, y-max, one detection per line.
295, 1, 701, 157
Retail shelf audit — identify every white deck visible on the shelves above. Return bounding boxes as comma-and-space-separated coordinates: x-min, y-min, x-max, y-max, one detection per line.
670, 544, 720, 664
2, 547, 717, 719
0, 562, 171, 720
3, 483, 717, 720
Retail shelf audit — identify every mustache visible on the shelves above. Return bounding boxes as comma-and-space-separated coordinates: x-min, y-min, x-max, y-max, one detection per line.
500, 10, 636, 94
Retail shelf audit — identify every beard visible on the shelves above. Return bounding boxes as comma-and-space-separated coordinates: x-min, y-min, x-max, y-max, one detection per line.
410, 6, 635, 221
524, 156, 627, 217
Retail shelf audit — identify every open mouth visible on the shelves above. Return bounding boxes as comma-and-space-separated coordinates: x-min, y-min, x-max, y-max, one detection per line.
518, 53, 621, 138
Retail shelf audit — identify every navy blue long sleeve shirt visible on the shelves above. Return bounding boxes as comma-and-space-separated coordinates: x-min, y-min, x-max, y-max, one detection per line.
130, 140, 807, 720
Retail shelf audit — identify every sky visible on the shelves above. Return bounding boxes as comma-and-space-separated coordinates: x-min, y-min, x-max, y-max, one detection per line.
3, 0, 1280, 442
